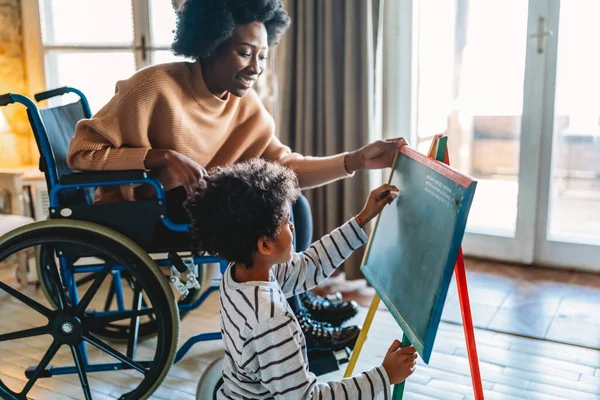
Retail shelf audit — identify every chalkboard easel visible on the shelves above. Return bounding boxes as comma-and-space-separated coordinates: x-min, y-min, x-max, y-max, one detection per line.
344, 135, 485, 399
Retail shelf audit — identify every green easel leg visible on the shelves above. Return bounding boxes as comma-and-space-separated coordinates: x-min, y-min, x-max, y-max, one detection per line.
392, 333, 411, 400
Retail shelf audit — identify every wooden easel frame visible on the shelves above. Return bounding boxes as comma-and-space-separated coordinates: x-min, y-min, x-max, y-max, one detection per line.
344, 135, 484, 399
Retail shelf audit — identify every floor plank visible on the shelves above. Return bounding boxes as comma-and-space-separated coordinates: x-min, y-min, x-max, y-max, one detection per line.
2, 257, 600, 399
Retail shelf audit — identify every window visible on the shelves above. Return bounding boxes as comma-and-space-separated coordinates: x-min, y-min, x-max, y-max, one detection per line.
37, 0, 190, 112
394, 0, 600, 269
414, 0, 529, 236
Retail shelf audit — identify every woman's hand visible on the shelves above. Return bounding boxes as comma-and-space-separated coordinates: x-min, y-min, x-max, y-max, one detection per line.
145, 149, 206, 195
345, 138, 408, 173
355, 183, 399, 228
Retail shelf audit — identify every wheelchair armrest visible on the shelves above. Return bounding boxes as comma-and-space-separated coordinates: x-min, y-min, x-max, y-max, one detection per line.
60, 170, 148, 185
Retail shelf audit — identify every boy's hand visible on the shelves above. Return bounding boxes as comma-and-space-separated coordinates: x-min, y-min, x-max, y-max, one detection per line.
382, 340, 418, 385
355, 184, 399, 228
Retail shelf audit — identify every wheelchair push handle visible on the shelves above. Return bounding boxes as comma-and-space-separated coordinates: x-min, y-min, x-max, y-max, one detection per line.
0, 93, 15, 107
34, 87, 69, 102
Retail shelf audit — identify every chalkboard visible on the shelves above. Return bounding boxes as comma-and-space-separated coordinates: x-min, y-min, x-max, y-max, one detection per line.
360, 146, 477, 363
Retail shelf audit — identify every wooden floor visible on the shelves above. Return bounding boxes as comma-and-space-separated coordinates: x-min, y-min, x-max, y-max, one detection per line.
332, 308, 600, 400
1, 257, 600, 399
316, 258, 600, 349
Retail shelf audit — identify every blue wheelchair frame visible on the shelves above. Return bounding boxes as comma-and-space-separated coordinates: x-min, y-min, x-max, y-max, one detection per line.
0, 87, 226, 375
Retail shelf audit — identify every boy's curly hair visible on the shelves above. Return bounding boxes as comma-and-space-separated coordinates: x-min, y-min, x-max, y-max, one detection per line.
184, 158, 300, 267
172, 0, 291, 60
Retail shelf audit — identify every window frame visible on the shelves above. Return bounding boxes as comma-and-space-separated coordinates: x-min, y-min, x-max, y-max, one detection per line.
21, 0, 178, 100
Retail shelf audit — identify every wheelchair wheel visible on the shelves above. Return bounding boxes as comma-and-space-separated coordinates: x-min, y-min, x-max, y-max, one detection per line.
0, 219, 179, 400
36, 244, 205, 342
196, 355, 224, 400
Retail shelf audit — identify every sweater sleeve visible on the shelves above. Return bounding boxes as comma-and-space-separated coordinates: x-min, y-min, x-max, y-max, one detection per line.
272, 218, 369, 298
261, 135, 354, 190
239, 315, 391, 400
66, 70, 162, 172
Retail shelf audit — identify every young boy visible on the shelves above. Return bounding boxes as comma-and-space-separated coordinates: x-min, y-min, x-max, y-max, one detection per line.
186, 158, 417, 399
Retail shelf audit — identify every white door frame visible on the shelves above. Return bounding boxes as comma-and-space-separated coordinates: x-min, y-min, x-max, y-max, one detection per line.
21, 0, 175, 97
533, 0, 600, 271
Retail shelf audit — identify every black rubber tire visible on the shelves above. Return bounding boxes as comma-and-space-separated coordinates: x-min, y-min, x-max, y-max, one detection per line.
0, 219, 179, 400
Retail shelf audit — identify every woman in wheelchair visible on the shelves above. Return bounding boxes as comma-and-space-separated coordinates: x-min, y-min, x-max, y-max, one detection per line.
186, 159, 417, 399
66, 0, 406, 353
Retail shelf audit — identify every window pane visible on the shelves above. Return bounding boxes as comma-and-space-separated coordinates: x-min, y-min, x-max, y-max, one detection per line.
151, 50, 191, 66
39, 0, 134, 46
45, 51, 136, 113
548, 1, 600, 245
415, 0, 529, 236
149, 0, 178, 47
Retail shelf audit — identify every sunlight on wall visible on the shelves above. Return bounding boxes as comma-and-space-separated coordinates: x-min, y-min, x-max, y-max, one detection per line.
0, 0, 36, 168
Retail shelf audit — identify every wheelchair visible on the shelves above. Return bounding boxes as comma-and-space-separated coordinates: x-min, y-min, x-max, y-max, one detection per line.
0, 87, 351, 399
0, 87, 230, 399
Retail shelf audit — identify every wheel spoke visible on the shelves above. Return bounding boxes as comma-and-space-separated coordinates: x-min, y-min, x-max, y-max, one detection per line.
0, 325, 50, 342
126, 285, 143, 359
70, 344, 92, 400
0, 280, 52, 317
103, 282, 115, 311
44, 247, 69, 310
89, 308, 156, 325
75, 273, 97, 287
76, 264, 112, 316
83, 334, 147, 375
141, 293, 156, 323
21, 341, 61, 396
0, 381, 19, 400
124, 272, 135, 289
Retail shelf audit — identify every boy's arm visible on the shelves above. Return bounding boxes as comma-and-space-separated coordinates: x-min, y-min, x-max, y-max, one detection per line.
241, 315, 391, 400
273, 217, 368, 298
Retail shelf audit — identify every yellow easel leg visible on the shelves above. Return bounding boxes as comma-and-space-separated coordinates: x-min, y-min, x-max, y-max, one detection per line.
344, 294, 381, 377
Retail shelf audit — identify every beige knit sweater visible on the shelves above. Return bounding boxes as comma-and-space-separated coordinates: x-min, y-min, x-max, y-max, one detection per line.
67, 61, 351, 203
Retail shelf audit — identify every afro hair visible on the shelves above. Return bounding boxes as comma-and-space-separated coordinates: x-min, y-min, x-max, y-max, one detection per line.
172, 0, 291, 60
184, 158, 300, 267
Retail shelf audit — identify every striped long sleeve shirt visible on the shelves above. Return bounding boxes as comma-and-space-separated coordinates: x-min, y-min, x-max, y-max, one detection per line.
218, 217, 392, 400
